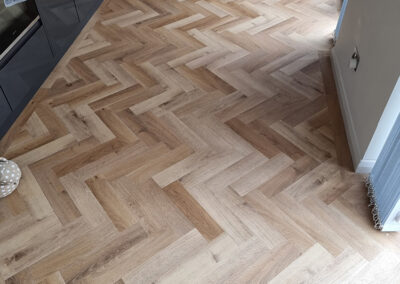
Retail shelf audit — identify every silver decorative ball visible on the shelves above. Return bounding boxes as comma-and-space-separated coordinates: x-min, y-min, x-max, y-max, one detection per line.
0, 157, 22, 198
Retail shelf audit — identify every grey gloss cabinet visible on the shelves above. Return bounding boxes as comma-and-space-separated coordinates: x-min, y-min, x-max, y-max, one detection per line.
0, 26, 54, 110
75, 0, 102, 22
35, 0, 81, 57
0, 87, 12, 127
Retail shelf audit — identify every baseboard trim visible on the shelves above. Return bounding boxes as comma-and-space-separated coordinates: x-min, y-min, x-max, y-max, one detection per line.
330, 49, 373, 173
356, 159, 375, 174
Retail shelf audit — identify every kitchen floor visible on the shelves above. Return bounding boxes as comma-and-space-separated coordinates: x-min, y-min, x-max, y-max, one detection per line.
1, 0, 400, 283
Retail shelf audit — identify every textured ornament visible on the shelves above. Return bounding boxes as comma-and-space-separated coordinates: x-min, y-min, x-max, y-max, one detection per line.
0, 157, 22, 198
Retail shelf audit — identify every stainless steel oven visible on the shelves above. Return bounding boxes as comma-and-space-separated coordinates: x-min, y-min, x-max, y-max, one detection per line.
0, 0, 39, 60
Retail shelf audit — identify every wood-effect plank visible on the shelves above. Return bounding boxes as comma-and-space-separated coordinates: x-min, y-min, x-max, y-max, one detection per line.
0, 0, 396, 282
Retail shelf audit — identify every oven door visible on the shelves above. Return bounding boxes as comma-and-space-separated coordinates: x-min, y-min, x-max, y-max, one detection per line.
0, 0, 39, 60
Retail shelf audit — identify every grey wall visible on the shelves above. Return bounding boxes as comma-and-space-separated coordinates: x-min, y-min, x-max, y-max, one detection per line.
331, 0, 400, 173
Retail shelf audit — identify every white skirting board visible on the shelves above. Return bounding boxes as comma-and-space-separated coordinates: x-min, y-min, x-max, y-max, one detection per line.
330, 49, 375, 173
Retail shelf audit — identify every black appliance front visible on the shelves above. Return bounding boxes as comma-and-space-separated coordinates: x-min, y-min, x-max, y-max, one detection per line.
0, 0, 39, 60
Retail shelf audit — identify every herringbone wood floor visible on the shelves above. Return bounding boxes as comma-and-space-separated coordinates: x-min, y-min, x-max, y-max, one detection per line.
1, 0, 400, 283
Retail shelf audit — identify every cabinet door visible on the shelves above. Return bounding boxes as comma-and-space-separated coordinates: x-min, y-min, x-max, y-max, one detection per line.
0, 87, 12, 127
75, 0, 102, 22
36, 0, 80, 56
0, 26, 54, 110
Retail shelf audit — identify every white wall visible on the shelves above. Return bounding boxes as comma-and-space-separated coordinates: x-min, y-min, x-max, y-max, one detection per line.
331, 0, 400, 173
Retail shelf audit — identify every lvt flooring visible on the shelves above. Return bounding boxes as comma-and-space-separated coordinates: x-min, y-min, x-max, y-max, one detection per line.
1, 0, 400, 283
